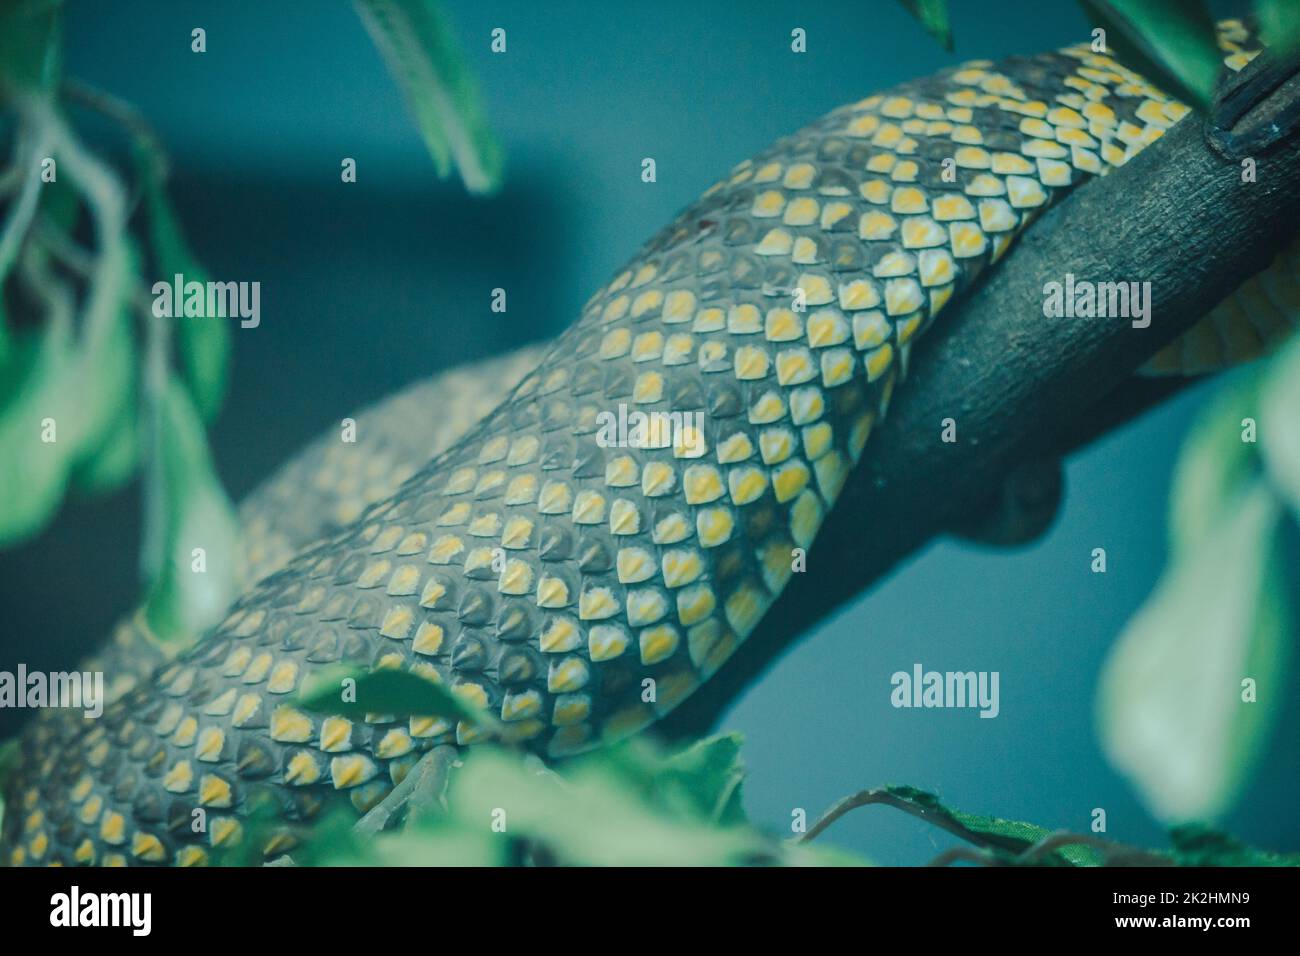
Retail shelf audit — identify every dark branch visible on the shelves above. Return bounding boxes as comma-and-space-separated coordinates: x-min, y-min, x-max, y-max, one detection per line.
660, 54, 1300, 740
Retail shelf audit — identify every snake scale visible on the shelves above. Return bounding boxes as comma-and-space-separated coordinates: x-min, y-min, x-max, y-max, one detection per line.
5, 19, 1299, 866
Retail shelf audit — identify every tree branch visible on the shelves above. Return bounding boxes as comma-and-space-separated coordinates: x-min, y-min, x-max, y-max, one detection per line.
660, 53, 1300, 740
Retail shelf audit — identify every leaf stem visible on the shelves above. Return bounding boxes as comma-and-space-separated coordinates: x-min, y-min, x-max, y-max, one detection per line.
801, 788, 1174, 866
352, 744, 457, 837
0, 119, 50, 286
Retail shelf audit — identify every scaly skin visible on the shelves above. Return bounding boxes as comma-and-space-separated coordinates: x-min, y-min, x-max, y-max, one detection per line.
53, 347, 545, 712
5, 23, 1294, 866
75, 347, 545, 706
2, 347, 539, 865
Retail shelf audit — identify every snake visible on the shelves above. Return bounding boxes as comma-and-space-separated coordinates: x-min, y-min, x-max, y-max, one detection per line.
5, 18, 1299, 866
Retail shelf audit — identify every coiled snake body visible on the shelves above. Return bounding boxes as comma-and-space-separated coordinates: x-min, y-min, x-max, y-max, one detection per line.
5, 20, 1298, 866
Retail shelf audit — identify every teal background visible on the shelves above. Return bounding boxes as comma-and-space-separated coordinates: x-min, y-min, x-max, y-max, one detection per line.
1, 0, 1295, 863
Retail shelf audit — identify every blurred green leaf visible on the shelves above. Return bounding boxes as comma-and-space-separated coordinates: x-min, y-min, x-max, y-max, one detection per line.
0, 290, 9, 364
449, 747, 763, 866
342, 823, 507, 866
0, 323, 76, 544
0, 122, 53, 295
588, 733, 749, 826
0, 0, 62, 95
352, 0, 504, 194
36, 167, 80, 232
303, 734, 869, 867
136, 152, 229, 422
70, 391, 139, 496
781, 841, 874, 866
1078, 0, 1222, 109
0, 738, 18, 791
654, 733, 748, 825
1259, 332, 1300, 520
1256, 0, 1300, 55
306, 803, 507, 866
1168, 368, 1262, 554
69, 295, 136, 474
1169, 823, 1300, 866
897, 0, 953, 52
141, 376, 240, 642
882, 785, 1104, 864
297, 663, 501, 728
0, 226, 137, 542
1099, 482, 1289, 822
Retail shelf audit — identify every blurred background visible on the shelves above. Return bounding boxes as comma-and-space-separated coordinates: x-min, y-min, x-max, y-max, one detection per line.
1, 0, 1295, 863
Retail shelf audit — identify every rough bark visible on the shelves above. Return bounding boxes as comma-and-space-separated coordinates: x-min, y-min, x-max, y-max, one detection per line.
661, 57, 1300, 739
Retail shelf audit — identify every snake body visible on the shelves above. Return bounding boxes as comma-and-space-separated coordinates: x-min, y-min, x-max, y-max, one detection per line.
5, 20, 1298, 866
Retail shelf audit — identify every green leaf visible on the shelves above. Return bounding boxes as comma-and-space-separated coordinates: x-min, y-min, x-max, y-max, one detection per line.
0, 324, 77, 545
1169, 823, 1300, 867
1168, 368, 1263, 554
780, 841, 873, 867
1078, 0, 1222, 109
449, 748, 763, 866
297, 663, 501, 729
70, 393, 140, 496
0, 737, 15, 834
881, 785, 1104, 864
141, 376, 240, 642
1256, 0, 1300, 55
37, 166, 80, 232
1098, 481, 1289, 822
296, 736, 863, 867
0, 737, 18, 788
1259, 333, 1300, 521
352, 0, 504, 194
69, 296, 136, 476
1, 227, 139, 529
897, 0, 953, 52
656, 733, 748, 825
585, 733, 748, 826
306, 802, 508, 866
0, 287, 9, 364
136, 154, 229, 422
346, 825, 508, 866
0, 0, 62, 95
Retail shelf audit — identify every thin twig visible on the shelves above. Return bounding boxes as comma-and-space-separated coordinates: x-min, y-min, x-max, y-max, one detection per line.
0, 139, 26, 195
0, 120, 51, 282
353, 743, 457, 838
927, 846, 999, 867
139, 285, 170, 584
34, 211, 155, 315
404, 744, 459, 829
1017, 831, 1172, 867
11, 94, 129, 352
801, 788, 1176, 867
799, 788, 984, 848
17, 238, 75, 339
17, 94, 168, 586
62, 78, 168, 215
